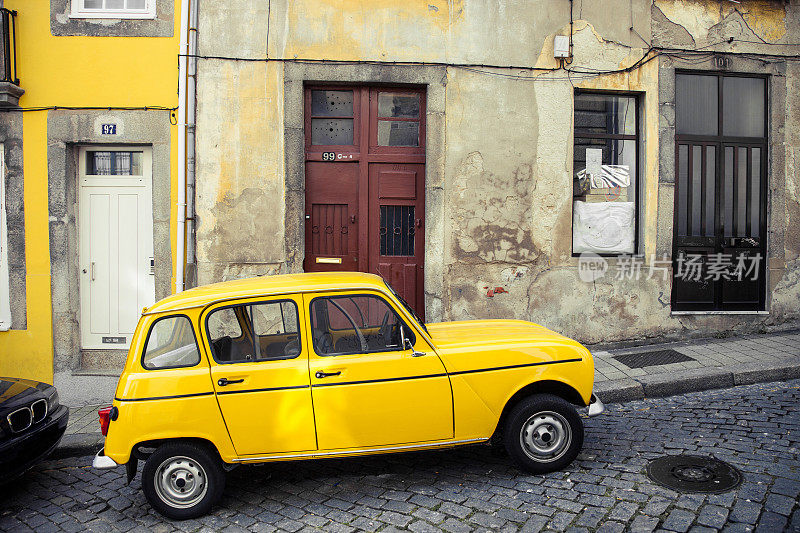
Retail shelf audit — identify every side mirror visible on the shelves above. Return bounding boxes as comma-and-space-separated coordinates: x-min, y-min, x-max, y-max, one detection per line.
401, 326, 425, 357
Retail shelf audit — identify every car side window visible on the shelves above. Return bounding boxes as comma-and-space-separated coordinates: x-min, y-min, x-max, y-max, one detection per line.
310, 295, 415, 356
207, 300, 301, 363
142, 315, 201, 370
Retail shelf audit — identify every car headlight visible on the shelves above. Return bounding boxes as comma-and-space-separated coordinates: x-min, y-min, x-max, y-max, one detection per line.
45, 388, 60, 412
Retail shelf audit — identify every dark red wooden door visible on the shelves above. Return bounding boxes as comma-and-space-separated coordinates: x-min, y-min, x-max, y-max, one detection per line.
304, 162, 359, 272
304, 86, 426, 316
368, 163, 425, 314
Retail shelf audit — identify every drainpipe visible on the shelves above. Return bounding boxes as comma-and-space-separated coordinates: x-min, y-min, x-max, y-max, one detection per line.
175, 0, 190, 293
184, 0, 198, 289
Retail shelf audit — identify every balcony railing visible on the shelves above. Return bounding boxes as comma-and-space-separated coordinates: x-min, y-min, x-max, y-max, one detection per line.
1, 8, 17, 85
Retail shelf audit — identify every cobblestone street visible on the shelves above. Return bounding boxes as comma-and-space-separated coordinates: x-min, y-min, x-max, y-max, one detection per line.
2, 380, 799, 533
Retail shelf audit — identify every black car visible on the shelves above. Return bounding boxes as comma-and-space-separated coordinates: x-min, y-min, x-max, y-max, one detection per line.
0, 377, 69, 481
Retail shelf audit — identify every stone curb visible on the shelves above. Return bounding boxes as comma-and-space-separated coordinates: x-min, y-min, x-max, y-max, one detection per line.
52, 357, 800, 460
594, 356, 800, 404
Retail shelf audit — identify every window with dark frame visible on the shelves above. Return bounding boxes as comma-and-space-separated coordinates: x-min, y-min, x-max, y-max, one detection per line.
572, 91, 640, 256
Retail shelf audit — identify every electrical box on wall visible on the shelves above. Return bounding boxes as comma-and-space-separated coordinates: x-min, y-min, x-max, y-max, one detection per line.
554, 35, 570, 58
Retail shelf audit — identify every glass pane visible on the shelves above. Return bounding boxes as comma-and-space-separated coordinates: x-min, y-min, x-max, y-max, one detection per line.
691, 146, 702, 236
310, 296, 406, 355
751, 148, 761, 238
574, 93, 636, 135
105, 0, 125, 8
724, 147, 734, 237
377, 121, 419, 147
678, 145, 689, 236
737, 147, 747, 237
676, 74, 718, 136
86, 151, 143, 175
705, 145, 716, 237
126, 0, 146, 8
207, 308, 243, 340
143, 317, 200, 369
573, 138, 636, 202
378, 93, 420, 118
380, 205, 415, 256
311, 118, 353, 145
311, 90, 353, 117
84, 0, 102, 7
250, 301, 300, 359
723, 77, 765, 138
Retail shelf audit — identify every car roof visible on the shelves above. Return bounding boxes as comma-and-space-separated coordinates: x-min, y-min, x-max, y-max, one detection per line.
144, 272, 389, 314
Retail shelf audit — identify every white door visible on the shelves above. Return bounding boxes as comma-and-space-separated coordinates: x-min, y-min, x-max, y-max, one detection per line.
79, 146, 155, 349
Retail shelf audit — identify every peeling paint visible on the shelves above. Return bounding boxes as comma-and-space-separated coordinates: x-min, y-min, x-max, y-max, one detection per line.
655, 0, 786, 43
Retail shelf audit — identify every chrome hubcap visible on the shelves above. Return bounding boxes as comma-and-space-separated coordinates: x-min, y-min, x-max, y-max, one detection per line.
154, 456, 207, 508
520, 411, 571, 462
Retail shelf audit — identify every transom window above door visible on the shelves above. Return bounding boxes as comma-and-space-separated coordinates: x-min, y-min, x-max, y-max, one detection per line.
305, 87, 425, 152
86, 151, 144, 176
71, 0, 156, 18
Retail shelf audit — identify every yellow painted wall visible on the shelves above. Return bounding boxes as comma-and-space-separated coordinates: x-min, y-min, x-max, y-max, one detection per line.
0, 1, 180, 383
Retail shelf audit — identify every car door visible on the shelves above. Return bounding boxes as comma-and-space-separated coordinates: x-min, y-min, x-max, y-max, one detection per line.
305, 291, 453, 451
203, 295, 317, 456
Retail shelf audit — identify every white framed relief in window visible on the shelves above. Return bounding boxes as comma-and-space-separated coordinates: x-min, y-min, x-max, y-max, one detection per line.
70, 0, 156, 19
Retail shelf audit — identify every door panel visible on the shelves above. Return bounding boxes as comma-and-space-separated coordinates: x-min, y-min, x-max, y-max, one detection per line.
369, 164, 425, 316
305, 293, 453, 450
304, 86, 426, 316
304, 162, 359, 271
204, 296, 317, 456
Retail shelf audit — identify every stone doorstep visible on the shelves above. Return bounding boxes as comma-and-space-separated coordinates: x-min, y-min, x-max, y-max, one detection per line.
54, 356, 800, 460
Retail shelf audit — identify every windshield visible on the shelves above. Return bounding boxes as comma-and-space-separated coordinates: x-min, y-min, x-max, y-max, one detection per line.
384, 280, 429, 334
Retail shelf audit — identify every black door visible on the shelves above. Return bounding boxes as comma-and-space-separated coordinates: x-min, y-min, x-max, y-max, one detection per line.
672, 72, 767, 311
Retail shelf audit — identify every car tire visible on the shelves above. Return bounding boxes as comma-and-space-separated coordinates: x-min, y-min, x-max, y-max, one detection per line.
142, 441, 226, 520
503, 394, 584, 474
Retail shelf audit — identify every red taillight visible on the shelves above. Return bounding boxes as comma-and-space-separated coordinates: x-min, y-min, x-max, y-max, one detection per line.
98, 406, 112, 436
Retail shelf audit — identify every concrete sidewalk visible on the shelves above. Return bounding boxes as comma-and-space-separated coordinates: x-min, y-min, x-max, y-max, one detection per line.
53, 328, 800, 460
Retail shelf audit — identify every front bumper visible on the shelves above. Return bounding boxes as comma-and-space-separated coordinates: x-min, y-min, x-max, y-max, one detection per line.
93, 447, 119, 469
587, 393, 605, 417
0, 404, 69, 482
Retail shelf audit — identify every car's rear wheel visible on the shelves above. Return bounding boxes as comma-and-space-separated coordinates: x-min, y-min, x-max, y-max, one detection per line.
503, 394, 584, 474
142, 441, 225, 520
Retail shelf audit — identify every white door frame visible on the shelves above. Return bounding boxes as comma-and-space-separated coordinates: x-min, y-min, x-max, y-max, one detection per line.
78, 145, 155, 349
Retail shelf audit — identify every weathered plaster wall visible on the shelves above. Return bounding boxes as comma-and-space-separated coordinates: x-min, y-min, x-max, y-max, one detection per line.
194, 0, 800, 345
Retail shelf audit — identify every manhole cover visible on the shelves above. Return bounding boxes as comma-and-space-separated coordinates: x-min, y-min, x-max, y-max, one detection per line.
614, 349, 694, 369
646, 455, 742, 493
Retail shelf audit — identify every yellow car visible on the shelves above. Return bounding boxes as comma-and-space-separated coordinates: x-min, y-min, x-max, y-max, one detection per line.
93, 272, 603, 519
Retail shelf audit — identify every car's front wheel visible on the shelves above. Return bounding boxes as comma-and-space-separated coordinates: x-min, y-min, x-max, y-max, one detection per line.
142, 441, 226, 520
503, 394, 584, 474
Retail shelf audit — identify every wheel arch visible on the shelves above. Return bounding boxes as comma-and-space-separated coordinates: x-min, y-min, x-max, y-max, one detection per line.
491, 380, 585, 441
131, 436, 226, 463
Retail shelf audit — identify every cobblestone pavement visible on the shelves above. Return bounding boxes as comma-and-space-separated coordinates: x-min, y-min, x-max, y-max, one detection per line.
2, 380, 799, 533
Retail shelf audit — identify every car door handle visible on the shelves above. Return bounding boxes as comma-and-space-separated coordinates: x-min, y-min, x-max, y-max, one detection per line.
315, 371, 341, 379
218, 378, 244, 386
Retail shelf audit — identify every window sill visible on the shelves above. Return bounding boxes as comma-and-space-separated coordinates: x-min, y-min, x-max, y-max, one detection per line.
69, 12, 157, 20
